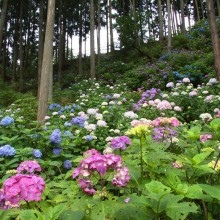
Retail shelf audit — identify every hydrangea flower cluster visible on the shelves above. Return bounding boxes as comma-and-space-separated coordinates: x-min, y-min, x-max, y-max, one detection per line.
17, 160, 42, 174
48, 103, 61, 110
110, 136, 131, 150
32, 149, 42, 158
72, 149, 130, 195
200, 134, 212, 142
50, 129, 62, 144
71, 116, 86, 128
0, 116, 14, 126
0, 145, 16, 157
0, 160, 45, 210
152, 117, 180, 127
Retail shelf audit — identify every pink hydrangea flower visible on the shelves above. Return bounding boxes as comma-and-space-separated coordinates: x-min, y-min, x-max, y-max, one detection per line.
17, 160, 42, 174
157, 100, 172, 110
72, 149, 130, 195
200, 134, 212, 142
2, 174, 45, 208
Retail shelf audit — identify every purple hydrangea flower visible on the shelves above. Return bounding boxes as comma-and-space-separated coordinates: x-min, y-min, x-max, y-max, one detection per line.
33, 149, 42, 158
110, 136, 131, 150
85, 135, 93, 141
17, 160, 42, 174
64, 160, 72, 169
52, 147, 62, 155
50, 129, 62, 144
70, 116, 86, 128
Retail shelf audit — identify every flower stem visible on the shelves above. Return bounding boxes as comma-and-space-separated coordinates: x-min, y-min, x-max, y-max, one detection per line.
140, 137, 143, 181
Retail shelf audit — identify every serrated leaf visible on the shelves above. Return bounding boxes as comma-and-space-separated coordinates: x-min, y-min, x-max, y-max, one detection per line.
192, 152, 211, 165
44, 204, 66, 220
199, 184, 220, 201
49, 161, 62, 167
185, 185, 205, 199
20, 210, 39, 220
58, 210, 85, 220
145, 181, 171, 194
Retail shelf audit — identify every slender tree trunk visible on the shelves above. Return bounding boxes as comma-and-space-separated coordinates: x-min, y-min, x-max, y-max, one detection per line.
217, 0, 220, 16
0, 0, 8, 54
1, 21, 7, 81
167, 0, 172, 52
174, 5, 179, 33
90, 0, 95, 79
37, 0, 55, 123
171, 8, 176, 35
106, 1, 109, 53
71, 36, 73, 60
207, 0, 220, 81
146, 0, 151, 38
180, 0, 186, 34
24, 0, 32, 71
187, 3, 191, 30
194, 0, 200, 21
158, 0, 163, 42
79, 3, 83, 75
97, 0, 101, 64
109, 0, 114, 51
38, 0, 45, 96
19, 0, 24, 91
200, 0, 205, 19
58, 0, 63, 87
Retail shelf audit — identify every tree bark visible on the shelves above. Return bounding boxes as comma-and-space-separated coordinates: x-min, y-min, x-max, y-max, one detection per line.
109, 0, 114, 51
167, 0, 172, 52
0, 0, 8, 54
194, 0, 200, 21
180, 0, 186, 34
106, 1, 109, 53
90, 0, 95, 79
207, 0, 220, 81
78, 3, 83, 75
58, 0, 63, 87
19, 0, 24, 91
97, 0, 101, 64
37, 0, 55, 123
158, 0, 163, 42
38, 0, 45, 96
217, 0, 220, 16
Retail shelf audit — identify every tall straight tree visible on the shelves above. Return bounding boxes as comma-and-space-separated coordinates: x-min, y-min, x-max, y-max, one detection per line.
90, 0, 95, 79
207, 0, 220, 81
37, 0, 55, 123
0, 0, 8, 54
167, 0, 172, 52
180, 0, 186, 34
97, 0, 101, 64
78, 2, 83, 75
158, 0, 163, 42
109, 0, 114, 51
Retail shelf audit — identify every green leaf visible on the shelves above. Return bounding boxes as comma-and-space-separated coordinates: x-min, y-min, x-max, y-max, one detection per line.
199, 184, 220, 201
49, 161, 62, 167
185, 185, 205, 199
20, 210, 39, 220
192, 152, 211, 165
145, 181, 171, 194
44, 204, 66, 220
58, 210, 85, 220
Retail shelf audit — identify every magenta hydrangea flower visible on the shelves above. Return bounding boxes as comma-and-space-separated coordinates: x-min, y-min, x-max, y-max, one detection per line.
110, 136, 131, 150
17, 160, 42, 174
3, 174, 45, 206
72, 149, 130, 195
200, 134, 212, 142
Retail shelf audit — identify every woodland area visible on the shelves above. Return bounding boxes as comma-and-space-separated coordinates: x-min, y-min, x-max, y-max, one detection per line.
0, 1, 220, 219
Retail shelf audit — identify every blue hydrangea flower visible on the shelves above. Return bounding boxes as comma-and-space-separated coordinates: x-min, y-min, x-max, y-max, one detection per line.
70, 116, 86, 128
64, 122, 72, 127
85, 135, 93, 141
33, 149, 42, 158
0, 145, 16, 156
48, 103, 61, 110
52, 147, 62, 155
0, 116, 14, 126
64, 160, 72, 169
50, 129, 62, 144
63, 131, 73, 137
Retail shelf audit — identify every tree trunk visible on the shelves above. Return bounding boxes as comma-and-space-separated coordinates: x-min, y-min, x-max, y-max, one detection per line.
106, 1, 109, 53
58, 0, 63, 87
19, 0, 24, 91
167, 0, 172, 52
109, 0, 114, 51
194, 0, 200, 21
37, 0, 55, 123
1, 21, 7, 81
187, 3, 191, 30
0, 0, 8, 54
90, 0, 95, 79
38, 0, 45, 96
200, 0, 205, 19
78, 3, 83, 75
217, 0, 220, 16
158, 0, 163, 42
97, 0, 101, 64
207, 0, 220, 81
180, 0, 186, 34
